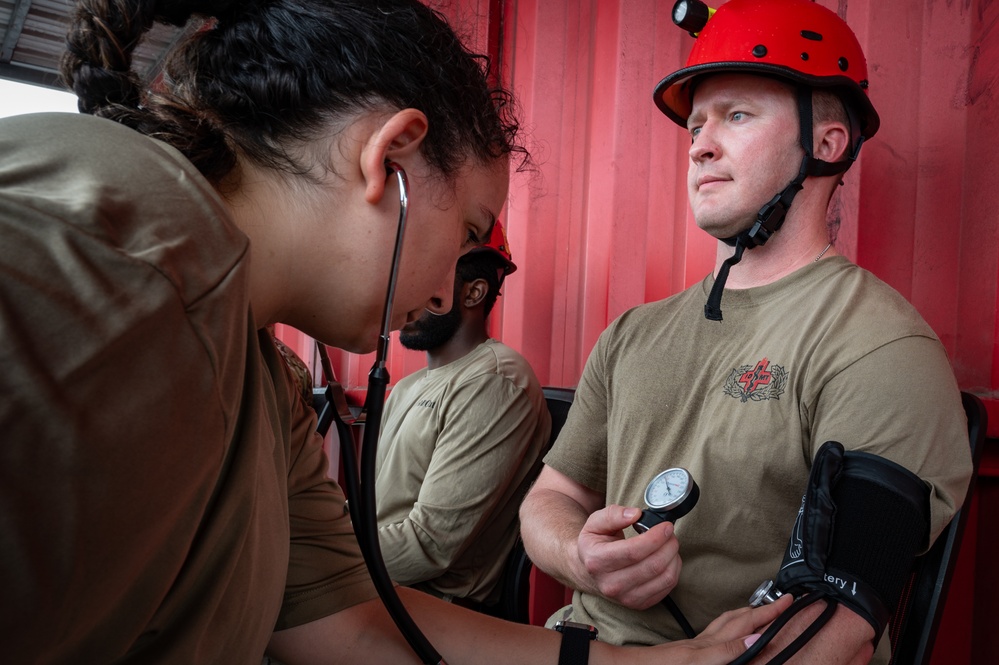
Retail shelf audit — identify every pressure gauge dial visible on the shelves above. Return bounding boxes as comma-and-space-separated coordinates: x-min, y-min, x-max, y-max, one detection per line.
634, 467, 700, 534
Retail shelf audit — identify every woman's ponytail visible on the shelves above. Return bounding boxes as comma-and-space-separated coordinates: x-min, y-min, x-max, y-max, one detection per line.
60, 0, 241, 184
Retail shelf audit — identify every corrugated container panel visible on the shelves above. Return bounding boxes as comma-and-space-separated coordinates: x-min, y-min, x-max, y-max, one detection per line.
493, 0, 997, 433
305, 0, 999, 435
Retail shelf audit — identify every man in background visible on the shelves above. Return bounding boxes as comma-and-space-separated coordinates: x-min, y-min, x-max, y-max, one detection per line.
376, 222, 551, 612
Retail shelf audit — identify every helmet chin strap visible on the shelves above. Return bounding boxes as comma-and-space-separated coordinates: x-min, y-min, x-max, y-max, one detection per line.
703, 85, 861, 321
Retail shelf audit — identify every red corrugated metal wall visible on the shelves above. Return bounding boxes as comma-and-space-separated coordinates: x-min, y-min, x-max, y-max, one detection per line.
313, 0, 998, 417
280, 0, 998, 659
497, 0, 999, 415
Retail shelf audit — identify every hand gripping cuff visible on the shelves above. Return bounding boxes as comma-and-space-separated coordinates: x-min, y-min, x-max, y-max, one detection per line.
774, 441, 930, 647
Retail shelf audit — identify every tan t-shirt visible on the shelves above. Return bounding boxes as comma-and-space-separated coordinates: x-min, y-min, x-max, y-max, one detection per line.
0, 113, 377, 663
544, 257, 972, 661
375, 339, 551, 603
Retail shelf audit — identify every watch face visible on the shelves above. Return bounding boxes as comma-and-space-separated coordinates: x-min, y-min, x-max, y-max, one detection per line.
644, 467, 692, 510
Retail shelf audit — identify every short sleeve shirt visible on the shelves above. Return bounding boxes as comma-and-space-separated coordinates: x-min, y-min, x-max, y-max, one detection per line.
544, 257, 972, 659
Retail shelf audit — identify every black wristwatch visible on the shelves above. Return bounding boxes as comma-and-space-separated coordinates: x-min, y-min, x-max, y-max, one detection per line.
553, 620, 598, 665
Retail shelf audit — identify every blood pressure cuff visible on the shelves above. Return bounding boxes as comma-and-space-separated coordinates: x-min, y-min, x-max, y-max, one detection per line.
774, 441, 930, 647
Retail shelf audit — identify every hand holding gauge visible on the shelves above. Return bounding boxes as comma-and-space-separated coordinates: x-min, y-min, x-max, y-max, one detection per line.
633, 466, 701, 640
634, 467, 699, 533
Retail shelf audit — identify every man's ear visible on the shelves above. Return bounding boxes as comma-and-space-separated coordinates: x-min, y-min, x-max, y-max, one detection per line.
463, 278, 490, 309
813, 119, 850, 164
360, 108, 429, 204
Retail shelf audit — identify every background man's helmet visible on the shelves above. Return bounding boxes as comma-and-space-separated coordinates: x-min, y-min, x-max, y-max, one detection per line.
654, 0, 879, 140
468, 219, 517, 276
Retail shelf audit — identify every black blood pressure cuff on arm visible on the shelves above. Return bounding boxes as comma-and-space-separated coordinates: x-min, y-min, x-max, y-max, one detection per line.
774, 441, 930, 647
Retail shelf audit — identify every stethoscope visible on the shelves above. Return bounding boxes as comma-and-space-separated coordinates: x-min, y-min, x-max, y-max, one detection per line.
314, 161, 447, 665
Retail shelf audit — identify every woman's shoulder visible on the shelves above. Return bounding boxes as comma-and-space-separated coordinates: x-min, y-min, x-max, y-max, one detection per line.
1, 112, 213, 200
0, 112, 247, 308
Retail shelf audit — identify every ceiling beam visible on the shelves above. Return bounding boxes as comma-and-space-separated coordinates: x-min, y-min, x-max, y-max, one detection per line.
1, 0, 34, 63
0, 61, 63, 89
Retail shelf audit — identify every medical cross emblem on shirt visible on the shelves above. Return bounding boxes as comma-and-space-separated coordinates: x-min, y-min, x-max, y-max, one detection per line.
738, 358, 773, 392
723, 357, 789, 403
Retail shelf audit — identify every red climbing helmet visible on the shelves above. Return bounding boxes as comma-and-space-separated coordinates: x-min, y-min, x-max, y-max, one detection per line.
468, 219, 517, 276
654, 0, 879, 140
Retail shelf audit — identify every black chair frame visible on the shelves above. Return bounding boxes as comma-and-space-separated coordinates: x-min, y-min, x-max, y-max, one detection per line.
888, 391, 987, 665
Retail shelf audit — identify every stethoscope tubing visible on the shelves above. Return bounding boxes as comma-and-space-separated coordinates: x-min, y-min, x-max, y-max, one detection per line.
317, 162, 447, 664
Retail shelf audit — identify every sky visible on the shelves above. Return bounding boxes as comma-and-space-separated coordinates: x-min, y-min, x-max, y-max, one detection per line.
0, 79, 79, 118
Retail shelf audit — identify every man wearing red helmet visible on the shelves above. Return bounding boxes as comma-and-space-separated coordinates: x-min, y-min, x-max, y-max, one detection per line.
521, 1, 972, 663
375, 222, 552, 611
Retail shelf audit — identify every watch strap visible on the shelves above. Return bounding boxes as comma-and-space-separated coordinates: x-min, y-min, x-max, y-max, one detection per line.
554, 621, 597, 665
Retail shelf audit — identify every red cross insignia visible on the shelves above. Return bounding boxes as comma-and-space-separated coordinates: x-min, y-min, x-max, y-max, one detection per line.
723, 358, 788, 402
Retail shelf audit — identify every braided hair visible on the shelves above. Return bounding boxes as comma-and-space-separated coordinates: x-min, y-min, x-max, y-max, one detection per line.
61, 0, 525, 186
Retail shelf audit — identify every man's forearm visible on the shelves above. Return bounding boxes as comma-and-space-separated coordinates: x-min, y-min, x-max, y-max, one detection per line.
519, 487, 591, 592
758, 599, 875, 665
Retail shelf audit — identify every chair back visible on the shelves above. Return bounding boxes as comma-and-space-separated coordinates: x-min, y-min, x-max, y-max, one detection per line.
888, 391, 987, 665
541, 387, 576, 455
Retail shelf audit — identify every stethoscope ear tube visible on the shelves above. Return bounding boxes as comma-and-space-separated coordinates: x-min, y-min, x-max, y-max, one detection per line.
335, 386, 446, 664
315, 162, 447, 665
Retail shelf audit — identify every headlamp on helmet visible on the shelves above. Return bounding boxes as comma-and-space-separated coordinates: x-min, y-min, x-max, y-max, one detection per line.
672, 0, 715, 36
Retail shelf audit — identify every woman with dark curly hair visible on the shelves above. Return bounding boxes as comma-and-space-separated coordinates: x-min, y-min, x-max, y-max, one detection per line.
0, 1, 787, 662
